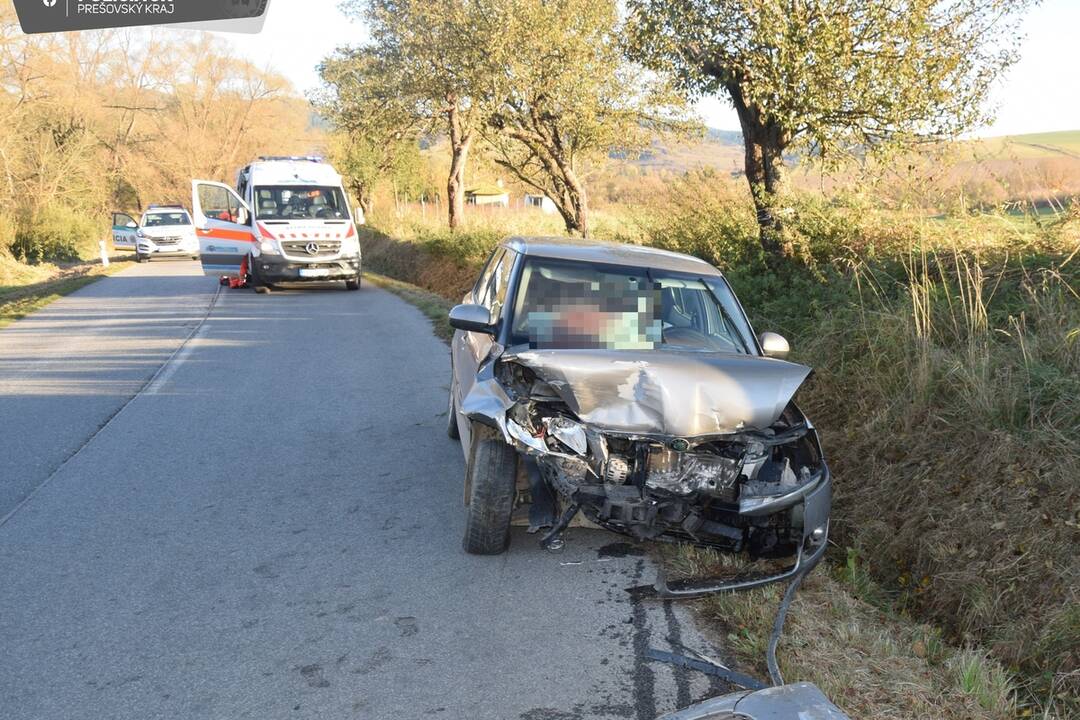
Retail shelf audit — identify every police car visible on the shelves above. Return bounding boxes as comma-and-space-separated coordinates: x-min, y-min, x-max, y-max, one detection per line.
111, 204, 200, 262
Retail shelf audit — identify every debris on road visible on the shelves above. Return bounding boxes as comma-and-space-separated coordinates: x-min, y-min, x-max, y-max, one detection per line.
656, 682, 850, 720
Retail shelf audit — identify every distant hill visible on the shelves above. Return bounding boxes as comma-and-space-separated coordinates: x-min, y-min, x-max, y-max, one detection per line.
623, 126, 745, 175
967, 129, 1080, 160
621, 128, 1080, 176
705, 128, 744, 145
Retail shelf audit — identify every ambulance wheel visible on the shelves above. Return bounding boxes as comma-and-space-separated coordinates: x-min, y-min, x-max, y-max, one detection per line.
247, 255, 266, 292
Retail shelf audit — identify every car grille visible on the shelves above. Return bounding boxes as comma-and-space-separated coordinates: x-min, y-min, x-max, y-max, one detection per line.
282, 240, 342, 257
154, 236, 182, 245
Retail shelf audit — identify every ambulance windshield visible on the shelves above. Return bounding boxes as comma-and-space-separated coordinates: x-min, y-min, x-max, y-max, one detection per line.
253, 186, 349, 220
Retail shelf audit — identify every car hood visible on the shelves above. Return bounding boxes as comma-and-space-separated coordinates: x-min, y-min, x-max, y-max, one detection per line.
141, 227, 193, 236
506, 348, 812, 437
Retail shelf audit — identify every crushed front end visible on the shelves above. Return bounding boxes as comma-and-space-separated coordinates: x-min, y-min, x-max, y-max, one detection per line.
462, 347, 831, 588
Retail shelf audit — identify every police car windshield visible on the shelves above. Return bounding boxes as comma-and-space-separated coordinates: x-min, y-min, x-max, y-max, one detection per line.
254, 186, 348, 220
143, 211, 191, 227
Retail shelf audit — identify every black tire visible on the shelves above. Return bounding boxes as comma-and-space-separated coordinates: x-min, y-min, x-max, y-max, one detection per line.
248, 255, 273, 293
446, 388, 460, 440
463, 427, 517, 555
345, 274, 361, 291
136, 253, 147, 263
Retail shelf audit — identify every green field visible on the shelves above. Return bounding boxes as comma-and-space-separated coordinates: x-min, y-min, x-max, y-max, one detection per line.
969, 129, 1080, 159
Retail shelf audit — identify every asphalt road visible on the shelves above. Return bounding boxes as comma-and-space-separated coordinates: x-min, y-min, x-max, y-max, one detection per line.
0, 260, 727, 720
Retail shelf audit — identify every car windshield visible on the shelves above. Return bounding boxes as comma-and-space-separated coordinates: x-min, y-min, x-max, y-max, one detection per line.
509, 258, 756, 353
253, 186, 349, 220
143, 211, 190, 227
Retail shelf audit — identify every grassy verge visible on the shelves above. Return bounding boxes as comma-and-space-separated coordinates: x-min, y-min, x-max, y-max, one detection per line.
365, 271, 454, 341
0, 256, 134, 328
662, 545, 1041, 719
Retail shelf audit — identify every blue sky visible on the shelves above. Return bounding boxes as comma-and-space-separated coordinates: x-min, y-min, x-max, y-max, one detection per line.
206, 0, 1079, 138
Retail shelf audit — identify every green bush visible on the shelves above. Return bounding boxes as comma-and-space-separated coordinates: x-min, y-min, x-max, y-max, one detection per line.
11, 206, 102, 264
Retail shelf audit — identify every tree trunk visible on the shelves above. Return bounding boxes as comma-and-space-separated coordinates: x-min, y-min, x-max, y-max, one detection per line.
555, 169, 588, 237
446, 103, 472, 231
349, 180, 373, 219
742, 133, 786, 259
357, 192, 373, 219
728, 82, 790, 261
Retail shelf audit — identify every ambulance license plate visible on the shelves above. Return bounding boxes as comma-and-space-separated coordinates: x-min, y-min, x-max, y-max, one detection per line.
299, 268, 330, 278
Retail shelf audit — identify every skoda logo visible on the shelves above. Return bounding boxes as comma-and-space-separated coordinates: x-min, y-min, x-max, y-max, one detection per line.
305, 242, 319, 255
43, 0, 56, 6
670, 438, 690, 452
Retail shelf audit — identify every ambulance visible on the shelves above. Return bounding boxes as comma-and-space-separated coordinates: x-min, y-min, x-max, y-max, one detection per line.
191, 157, 364, 291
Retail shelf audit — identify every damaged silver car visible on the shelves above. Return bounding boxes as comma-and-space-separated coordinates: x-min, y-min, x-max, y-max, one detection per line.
448, 238, 830, 583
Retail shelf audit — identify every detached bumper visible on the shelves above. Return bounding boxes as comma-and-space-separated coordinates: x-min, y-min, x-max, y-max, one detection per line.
253, 253, 361, 282
658, 682, 850, 720
650, 467, 831, 599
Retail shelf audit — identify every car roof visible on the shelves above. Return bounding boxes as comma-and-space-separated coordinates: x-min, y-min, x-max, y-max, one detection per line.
142, 207, 189, 216
501, 236, 723, 277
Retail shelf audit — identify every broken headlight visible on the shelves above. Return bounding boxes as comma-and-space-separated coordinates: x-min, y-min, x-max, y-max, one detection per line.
507, 417, 547, 453
542, 416, 588, 455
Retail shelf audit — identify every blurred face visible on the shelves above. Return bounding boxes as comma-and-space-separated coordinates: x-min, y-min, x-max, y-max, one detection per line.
523, 278, 663, 350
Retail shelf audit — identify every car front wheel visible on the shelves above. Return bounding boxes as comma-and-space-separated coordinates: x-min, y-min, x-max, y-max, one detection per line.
462, 426, 517, 555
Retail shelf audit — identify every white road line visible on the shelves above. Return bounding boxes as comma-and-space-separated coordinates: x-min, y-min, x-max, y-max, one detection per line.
144, 316, 213, 395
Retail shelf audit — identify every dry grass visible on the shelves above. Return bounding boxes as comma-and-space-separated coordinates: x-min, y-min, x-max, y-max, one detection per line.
794, 244, 1080, 708
0, 254, 133, 327
660, 544, 1030, 719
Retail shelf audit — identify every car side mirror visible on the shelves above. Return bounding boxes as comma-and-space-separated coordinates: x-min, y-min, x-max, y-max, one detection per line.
126, 220, 137, 229
353, 206, 365, 225
449, 304, 495, 334
759, 331, 790, 359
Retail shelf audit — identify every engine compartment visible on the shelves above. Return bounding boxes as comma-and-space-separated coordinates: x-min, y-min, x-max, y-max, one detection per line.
495, 360, 826, 556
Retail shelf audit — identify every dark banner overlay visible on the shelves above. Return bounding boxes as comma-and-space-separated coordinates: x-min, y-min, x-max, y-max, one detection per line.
13, 0, 269, 34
